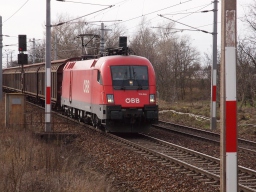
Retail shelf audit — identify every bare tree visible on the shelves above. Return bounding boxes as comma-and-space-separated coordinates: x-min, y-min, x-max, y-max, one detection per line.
176, 37, 200, 100
105, 23, 127, 48
51, 14, 99, 59
237, 40, 256, 109
130, 18, 201, 102
237, 1, 256, 108
129, 17, 158, 62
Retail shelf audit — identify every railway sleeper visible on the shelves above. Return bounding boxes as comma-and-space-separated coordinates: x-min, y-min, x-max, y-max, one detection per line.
240, 182, 256, 186
239, 179, 256, 182
172, 155, 186, 159
198, 178, 210, 182
165, 164, 176, 167
205, 181, 218, 184
211, 184, 220, 187
193, 175, 204, 179
209, 164, 219, 167
187, 173, 198, 176
239, 175, 254, 179
170, 166, 182, 170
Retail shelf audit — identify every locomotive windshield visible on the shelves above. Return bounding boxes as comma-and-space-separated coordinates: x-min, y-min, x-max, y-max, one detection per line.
111, 66, 149, 90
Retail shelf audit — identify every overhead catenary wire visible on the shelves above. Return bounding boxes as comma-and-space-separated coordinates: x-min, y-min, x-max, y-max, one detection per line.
161, 3, 213, 15
157, 2, 213, 35
57, 0, 111, 6
169, 3, 212, 21
162, 10, 213, 15
152, 26, 203, 32
105, 0, 212, 38
88, 0, 130, 21
52, 5, 115, 26
104, 0, 194, 38
158, 14, 213, 34
154, 2, 212, 34
3, 0, 30, 23
108, 0, 193, 27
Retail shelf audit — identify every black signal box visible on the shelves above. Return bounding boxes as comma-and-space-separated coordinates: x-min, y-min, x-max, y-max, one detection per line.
119, 36, 127, 48
18, 53, 28, 65
18, 35, 27, 51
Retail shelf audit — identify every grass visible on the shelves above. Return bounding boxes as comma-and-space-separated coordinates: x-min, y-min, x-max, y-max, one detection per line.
158, 99, 256, 140
0, 96, 112, 192
158, 99, 212, 129
1, 95, 256, 191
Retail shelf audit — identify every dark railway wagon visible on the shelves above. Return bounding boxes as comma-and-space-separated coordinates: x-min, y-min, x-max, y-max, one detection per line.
3, 58, 79, 108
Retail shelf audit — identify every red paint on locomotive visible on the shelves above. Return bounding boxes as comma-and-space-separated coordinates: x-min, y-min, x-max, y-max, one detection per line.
61, 55, 158, 132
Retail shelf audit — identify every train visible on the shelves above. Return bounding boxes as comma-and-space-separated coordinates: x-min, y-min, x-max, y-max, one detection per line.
2, 37, 158, 133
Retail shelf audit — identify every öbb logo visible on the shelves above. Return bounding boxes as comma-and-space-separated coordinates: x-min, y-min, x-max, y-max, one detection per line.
83, 80, 90, 93
125, 98, 140, 103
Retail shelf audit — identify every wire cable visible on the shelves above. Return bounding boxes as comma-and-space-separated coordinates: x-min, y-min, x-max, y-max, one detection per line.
108, 0, 192, 27
52, 5, 114, 26
59, 0, 111, 6
88, 0, 130, 21
174, 3, 212, 21
3, 0, 30, 23
159, 14, 212, 34
161, 3, 212, 15
157, 2, 213, 34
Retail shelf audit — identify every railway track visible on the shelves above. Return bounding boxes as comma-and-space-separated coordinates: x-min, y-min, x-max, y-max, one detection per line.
108, 133, 256, 192
25, 103, 256, 191
153, 121, 256, 155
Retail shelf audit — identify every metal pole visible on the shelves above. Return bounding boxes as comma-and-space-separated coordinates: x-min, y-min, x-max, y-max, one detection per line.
100, 22, 104, 55
54, 33, 57, 60
0, 16, 2, 100
10, 51, 13, 65
6, 53, 8, 68
45, 0, 51, 132
32, 38, 35, 63
220, 0, 237, 191
210, 0, 218, 130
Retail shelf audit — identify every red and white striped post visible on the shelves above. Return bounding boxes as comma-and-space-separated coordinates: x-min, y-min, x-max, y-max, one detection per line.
210, 0, 218, 131
45, 0, 51, 132
225, 43, 237, 191
220, 0, 237, 191
211, 68, 217, 129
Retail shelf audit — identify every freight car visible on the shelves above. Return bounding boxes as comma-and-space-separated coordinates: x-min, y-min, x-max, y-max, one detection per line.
2, 58, 79, 108
2, 38, 158, 133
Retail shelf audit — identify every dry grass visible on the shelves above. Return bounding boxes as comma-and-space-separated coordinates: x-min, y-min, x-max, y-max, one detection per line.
0, 96, 112, 192
2, 94, 256, 191
158, 99, 212, 129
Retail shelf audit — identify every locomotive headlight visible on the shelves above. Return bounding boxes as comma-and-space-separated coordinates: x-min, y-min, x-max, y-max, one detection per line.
150, 94, 155, 103
107, 94, 114, 103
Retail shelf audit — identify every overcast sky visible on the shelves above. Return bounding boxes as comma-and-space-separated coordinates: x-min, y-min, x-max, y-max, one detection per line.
0, 0, 254, 67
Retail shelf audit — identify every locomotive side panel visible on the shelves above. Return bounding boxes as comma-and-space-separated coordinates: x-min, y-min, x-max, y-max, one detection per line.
90, 69, 106, 120
61, 60, 97, 113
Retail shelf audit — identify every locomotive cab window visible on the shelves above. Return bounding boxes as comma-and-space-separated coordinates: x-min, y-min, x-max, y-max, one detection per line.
111, 66, 149, 90
97, 70, 103, 85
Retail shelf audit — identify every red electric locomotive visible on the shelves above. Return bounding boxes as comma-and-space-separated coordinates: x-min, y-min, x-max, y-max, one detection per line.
61, 54, 158, 133
2, 36, 158, 133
